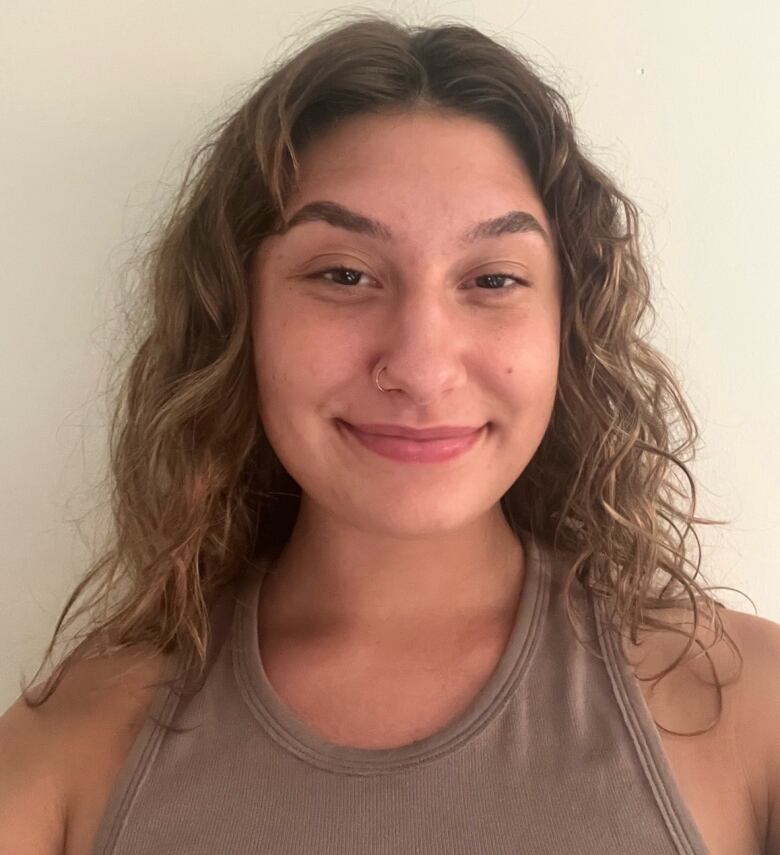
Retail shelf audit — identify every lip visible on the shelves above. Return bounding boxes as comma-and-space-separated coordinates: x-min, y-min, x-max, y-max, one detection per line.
343, 422, 485, 440
337, 420, 487, 463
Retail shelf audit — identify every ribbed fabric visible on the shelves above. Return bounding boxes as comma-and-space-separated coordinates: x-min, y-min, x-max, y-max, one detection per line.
89, 529, 712, 854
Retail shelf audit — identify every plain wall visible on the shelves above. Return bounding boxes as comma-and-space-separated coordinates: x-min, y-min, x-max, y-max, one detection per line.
2, 0, 778, 709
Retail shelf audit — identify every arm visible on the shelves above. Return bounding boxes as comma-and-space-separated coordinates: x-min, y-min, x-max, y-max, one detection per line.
725, 608, 780, 855
0, 695, 67, 854
757, 619, 780, 855
0, 647, 169, 855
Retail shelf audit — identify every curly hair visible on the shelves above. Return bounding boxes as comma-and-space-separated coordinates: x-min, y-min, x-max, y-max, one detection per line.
20, 10, 751, 736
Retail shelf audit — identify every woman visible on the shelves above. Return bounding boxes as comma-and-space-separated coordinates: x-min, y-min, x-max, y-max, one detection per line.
1, 13, 777, 855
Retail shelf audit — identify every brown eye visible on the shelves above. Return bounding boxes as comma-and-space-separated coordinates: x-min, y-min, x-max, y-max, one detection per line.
306, 266, 529, 293
470, 273, 529, 292
307, 266, 370, 288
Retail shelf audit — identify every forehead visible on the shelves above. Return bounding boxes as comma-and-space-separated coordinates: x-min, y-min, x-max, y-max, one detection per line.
279, 110, 552, 245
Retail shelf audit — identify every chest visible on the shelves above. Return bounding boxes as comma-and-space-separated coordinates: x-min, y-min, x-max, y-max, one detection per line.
258, 636, 763, 855
66, 641, 764, 855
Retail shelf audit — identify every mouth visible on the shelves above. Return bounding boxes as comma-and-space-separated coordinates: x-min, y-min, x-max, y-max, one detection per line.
335, 419, 488, 463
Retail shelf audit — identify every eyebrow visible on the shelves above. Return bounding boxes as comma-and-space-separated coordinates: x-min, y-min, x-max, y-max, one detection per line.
271, 200, 552, 247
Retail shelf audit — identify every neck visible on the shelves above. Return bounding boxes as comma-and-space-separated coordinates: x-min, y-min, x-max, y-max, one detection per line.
255, 500, 526, 644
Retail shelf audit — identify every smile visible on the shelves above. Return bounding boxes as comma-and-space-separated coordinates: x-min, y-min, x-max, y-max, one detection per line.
336, 420, 487, 463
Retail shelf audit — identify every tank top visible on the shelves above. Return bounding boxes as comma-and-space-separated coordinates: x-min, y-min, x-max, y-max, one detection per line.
89, 528, 712, 855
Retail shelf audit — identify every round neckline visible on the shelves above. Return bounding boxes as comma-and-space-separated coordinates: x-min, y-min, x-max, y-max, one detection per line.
233, 527, 549, 773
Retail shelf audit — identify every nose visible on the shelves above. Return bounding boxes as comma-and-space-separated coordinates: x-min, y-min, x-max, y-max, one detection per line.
373, 293, 467, 407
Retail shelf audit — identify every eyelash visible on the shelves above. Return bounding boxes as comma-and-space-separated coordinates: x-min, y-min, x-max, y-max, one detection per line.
306, 265, 530, 294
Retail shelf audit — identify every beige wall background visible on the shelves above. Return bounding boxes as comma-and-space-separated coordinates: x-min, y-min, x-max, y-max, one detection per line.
2, 0, 778, 709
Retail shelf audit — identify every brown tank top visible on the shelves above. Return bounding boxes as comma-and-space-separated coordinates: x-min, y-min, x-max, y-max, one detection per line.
88, 529, 712, 854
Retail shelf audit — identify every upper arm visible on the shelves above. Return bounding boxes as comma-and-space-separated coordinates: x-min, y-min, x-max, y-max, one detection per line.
755, 618, 780, 855
0, 695, 68, 854
723, 608, 780, 855
0, 647, 170, 855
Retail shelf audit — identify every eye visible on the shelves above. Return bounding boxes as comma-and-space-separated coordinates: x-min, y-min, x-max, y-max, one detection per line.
468, 272, 530, 292
306, 266, 530, 293
308, 266, 373, 288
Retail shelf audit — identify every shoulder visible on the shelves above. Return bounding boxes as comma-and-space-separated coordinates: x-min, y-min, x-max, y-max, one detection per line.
621, 602, 779, 851
14, 646, 172, 754
0, 646, 171, 853
721, 608, 780, 854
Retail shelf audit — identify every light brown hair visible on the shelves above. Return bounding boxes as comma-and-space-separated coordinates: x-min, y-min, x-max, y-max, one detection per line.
21, 11, 751, 735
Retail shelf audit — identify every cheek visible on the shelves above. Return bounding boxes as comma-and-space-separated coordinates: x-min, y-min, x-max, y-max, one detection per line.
252, 307, 344, 426
252, 306, 290, 423
499, 315, 560, 386
496, 334, 559, 446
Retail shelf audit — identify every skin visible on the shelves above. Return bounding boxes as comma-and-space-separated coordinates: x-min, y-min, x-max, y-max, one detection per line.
248, 108, 562, 654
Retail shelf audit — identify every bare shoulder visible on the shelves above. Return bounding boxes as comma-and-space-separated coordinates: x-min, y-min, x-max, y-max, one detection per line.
0, 646, 170, 855
721, 608, 780, 855
707, 607, 779, 843
623, 603, 779, 854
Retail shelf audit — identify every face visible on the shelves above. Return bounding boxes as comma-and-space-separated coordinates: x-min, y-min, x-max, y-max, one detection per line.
249, 109, 562, 538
